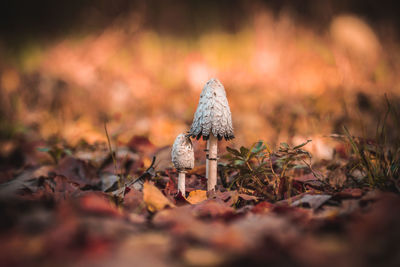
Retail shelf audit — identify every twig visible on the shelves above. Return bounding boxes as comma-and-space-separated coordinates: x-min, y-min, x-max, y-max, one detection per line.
104, 122, 118, 176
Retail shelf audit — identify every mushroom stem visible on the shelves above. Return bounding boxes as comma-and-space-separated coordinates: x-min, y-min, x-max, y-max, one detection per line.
207, 135, 218, 191
205, 141, 210, 179
178, 171, 186, 195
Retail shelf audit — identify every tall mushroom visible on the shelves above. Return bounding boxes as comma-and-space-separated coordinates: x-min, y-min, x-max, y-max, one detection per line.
188, 78, 234, 191
171, 133, 194, 195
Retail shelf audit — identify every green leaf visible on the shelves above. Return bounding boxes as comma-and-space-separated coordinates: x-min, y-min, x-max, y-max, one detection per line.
234, 159, 245, 165
281, 142, 289, 149
221, 153, 234, 160
279, 143, 289, 152
293, 140, 312, 150
226, 147, 241, 157
64, 149, 73, 156
251, 141, 266, 153
240, 146, 250, 157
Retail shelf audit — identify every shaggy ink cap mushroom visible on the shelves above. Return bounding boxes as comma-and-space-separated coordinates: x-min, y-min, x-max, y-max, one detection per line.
188, 78, 234, 141
171, 134, 194, 171
188, 78, 233, 192
171, 133, 194, 195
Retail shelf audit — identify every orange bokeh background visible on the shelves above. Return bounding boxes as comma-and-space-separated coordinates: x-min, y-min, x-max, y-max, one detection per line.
1, 1, 399, 155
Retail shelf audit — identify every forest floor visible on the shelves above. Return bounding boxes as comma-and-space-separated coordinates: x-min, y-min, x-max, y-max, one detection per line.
0, 133, 399, 267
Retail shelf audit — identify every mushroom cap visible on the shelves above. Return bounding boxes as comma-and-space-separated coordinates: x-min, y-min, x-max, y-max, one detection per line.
171, 133, 194, 170
188, 78, 234, 141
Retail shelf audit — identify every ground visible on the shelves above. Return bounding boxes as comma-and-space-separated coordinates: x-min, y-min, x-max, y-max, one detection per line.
0, 135, 399, 267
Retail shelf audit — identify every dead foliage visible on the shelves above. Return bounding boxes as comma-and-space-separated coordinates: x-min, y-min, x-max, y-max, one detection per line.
0, 134, 399, 267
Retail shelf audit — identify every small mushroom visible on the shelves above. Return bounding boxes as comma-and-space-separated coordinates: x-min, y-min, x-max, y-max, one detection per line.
171, 133, 194, 195
188, 78, 234, 191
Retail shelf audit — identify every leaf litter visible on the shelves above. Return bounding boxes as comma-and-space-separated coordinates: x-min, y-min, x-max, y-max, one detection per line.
0, 136, 399, 267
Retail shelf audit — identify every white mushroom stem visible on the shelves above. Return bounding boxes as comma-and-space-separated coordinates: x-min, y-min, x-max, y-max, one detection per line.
207, 135, 218, 191
205, 141, 210, 179
178, 170, 186, 195
171, 133, 194, 195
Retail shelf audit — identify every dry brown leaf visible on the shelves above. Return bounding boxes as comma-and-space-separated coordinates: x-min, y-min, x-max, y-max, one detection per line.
238, 193, 259, 201
291, 194, 332, 209
193, 199, 235, 218
79, 192, 122, 217
183, 247, 225, 267
186, 190, 207, 204
334, 188, 363, 198
143, 182, 175, 212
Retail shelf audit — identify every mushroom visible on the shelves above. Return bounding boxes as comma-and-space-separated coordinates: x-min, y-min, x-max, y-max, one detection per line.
188, 78, 234, 191
171, 133, 194, 195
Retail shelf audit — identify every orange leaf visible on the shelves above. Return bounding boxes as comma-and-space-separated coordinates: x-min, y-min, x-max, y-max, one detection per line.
143, 182, 175, 212
186, 190, 207, 204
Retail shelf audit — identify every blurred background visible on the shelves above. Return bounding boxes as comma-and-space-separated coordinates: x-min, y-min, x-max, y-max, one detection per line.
1, 0, 399, 153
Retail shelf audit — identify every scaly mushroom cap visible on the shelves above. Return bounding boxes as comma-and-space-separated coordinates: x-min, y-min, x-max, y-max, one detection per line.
171, 133, 194, 170
188, 78, 234, 141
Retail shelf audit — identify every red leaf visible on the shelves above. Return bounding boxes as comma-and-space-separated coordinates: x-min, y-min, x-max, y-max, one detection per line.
334, 188, 363, 199
174, 191, 191, 206
55, 156, 99, 186
123, 188, 147, 214
193, 199, 235, 219
293, 173, 316, 182
164, 170, 178, 196
79, 192, 121, 217
252, 201, 274, 214
21, 175, 80, 201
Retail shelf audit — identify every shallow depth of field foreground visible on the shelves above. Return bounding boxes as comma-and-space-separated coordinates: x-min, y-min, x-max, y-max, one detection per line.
1, 1, 400, 266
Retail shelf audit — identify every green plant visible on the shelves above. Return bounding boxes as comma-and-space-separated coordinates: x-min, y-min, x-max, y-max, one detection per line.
343, 126, 400, 191
221, 140, 313, 200
342, 95, 400, 192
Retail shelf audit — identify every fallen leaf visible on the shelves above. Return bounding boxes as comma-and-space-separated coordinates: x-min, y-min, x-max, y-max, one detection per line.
291, 194, 332, 209
327, 167, 347, 188
231, 213, 297, 249
47, 175, 81, 201
79, 192, 121, 217
238, 193, 259, 201
20, 175, 80, 201
163, 172, 177, 196
100, 173, 120, 191
174, 191, 191, 206
252, 201, 274, 214
183, 247, 225, 267
0, 166, 53, 197
74, 149, 109, 167
143, 182, 175, 212
193, 199, 235, 219
108, 233, 171, 267
212, 191, 238, 206
123, 188, 146, 213
293, 173, 316, 182
186, 190, 207, 204
55, 156, 99, 186
334, 188, 363, 199
152, 205, 197, 229
304, 180, 326, 190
